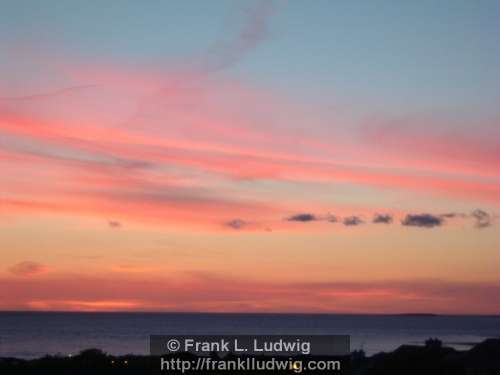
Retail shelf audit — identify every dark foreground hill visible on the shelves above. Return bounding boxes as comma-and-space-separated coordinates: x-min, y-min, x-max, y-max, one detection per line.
1, 339, 499, 374
354, 338, 500, 375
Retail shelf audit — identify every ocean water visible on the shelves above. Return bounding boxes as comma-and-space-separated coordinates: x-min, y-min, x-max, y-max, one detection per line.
0, 312, 499, 358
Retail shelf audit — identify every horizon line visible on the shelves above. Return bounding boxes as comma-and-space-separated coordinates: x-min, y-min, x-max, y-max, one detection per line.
1, 310, 499, 317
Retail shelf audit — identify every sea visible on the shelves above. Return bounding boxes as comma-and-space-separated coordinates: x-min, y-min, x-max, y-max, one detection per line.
1, 312, 499, 358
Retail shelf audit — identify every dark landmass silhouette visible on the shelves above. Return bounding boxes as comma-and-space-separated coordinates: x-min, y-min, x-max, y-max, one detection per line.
1, 338, 499, 374
389, 313, 439, 317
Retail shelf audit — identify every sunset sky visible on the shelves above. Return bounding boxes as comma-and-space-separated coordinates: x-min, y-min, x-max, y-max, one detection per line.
1, 0, 499, 314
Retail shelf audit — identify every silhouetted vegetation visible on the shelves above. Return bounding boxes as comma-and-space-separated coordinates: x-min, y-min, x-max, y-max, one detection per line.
1, 339, 499, 374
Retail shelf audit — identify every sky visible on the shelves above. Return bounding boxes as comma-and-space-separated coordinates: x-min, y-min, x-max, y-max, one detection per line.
1, 0, 499, 314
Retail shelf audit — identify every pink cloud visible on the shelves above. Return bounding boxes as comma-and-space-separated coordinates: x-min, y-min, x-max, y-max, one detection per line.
8, 261, 48, 277
365, 117, 500, 178
2, 40, 500, 233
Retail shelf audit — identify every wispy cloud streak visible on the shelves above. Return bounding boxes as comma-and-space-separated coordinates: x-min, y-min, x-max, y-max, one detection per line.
200, 0, 276, 73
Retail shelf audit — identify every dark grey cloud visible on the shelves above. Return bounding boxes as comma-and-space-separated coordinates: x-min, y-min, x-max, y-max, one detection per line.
401, 214, 443, 228
440, 213, 457, 218
225, 219, 247, 230
343, 216, 364, 226
325, 213, 338, 223
440, 212, 467, 219
285, 213, 338, 223
108, 220, 122, 229
373, 214, 393, 224
9, 261, 47, 276
283, 210, 495, 230
286, 213, 318, 222
471, 209, 492, 228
